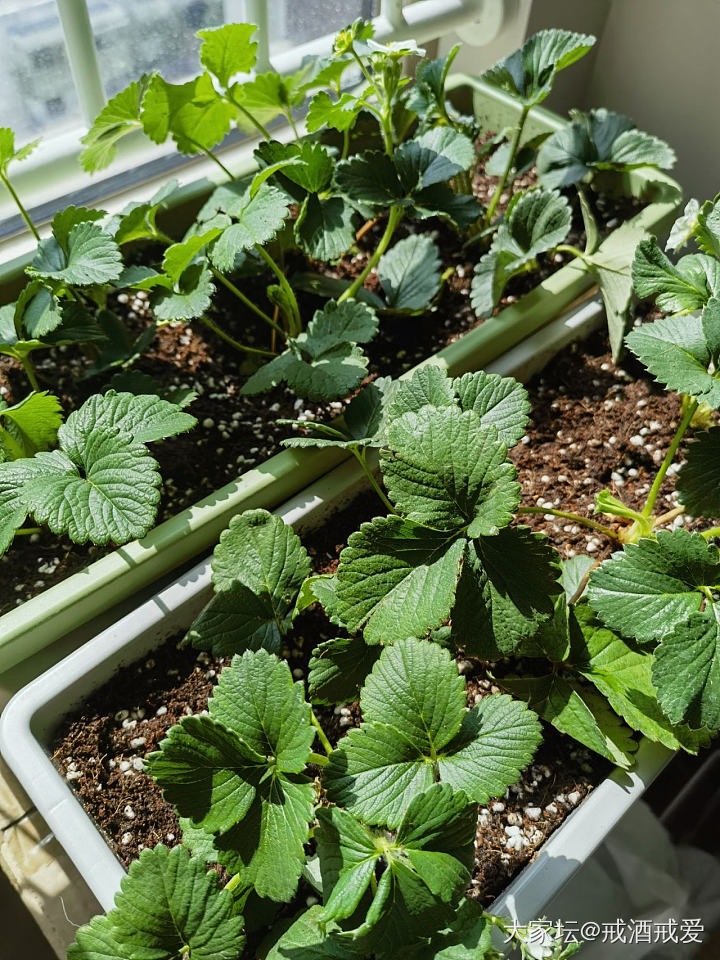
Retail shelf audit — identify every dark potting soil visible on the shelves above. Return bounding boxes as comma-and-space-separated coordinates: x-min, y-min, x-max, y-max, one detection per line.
0, 158, 641, 616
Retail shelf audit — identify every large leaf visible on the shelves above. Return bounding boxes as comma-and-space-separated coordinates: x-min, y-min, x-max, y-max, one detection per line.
185, 509, 310, 656
325, 638, 541, 826
378, 234, 442, 311
394, 128, 475, 192
307, 636, 381, 705
677, 427, 720, 516
325, 516, 466, 643
80, 77, 149, 172
631, 237, 720, 313
141, 73, 235, 155
334, 151, 404, 207
653, 606, 720, 731
255, 140, 334, 195
316, 786, 475, 951
242, 300, 378, 402
148, 650, 315, 902
60, 390, 196, 449
587, 529, 720, 644
481, 29, 595, 106
453, 370, 530, 446
66, 845, 244, 960
381, 406, 520, 536
0, 391, 63, 460
197, 23, 257, 87
624, 312, 720, 406
29, 221, 122, 285
537, 108, 674, 189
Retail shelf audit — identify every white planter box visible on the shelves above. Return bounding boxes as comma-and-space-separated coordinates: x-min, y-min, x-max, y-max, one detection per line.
1, 295, 672, 928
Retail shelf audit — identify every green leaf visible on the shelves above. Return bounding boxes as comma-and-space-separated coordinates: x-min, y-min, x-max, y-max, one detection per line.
242, 300, 377, 402
0, 127, 40, 177
61, 389, 196, 447
307, 636, 381, 705
209, 184, 290, 273
624, 312, 720, 406
110, 180, 179, 245
573, 602, 712, 752
385, 365, 455, 421
149, 650, 315, 901
306, 90, 362, 133
695, 195, 720, 258
411, 185, 481, 229
453, 370, 530, 446
412, 898, 494, 960
378, 234, 442, 311
295, 194, 356, 261
0, 459, 41, 554
334, 152, 404, 207
408, 45, 461, 122
198, 23, 258, 87
66, 845, 245, 960
677, 427, 720, 517
500, 672, 637, 767
482, 29, 595, 106
653, 606, 720, 731
325, 638, 541, 826
232, 73, 286, 130
537, 108, 674, 189
587, 529, 720, 644
326, 516, 466, 643
162, 228, 223, 282
395, 128, 475, 192
0, 391, 63, 460
381, 406, 520, 536
16, 283, 64, 339
666, 199, 700, 253
265, 906, 357, 960
80, 77, 149, 172
452, 527, 560, 657
152, 263, 215, 321
29, 221, 122, 286
586, 222, 647, 361
51, 206, 105, 252
22, 433, 161, 545
142, 73, 235, 154
186, 509, 310, 656
631, 237, 719, 313
255, 140, 334, 195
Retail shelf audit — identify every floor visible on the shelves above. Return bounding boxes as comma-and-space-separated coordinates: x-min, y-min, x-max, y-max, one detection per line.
0, 869, 55, 959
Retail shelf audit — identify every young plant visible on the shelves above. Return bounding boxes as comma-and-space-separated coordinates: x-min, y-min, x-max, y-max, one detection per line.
0, 390, 196, 556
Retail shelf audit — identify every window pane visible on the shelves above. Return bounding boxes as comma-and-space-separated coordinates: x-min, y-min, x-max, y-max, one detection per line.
0, 0, 82, 140
89, 0, 379, 99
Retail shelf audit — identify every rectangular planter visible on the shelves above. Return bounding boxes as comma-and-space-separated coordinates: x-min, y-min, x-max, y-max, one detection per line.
0, 79, 682, 675
0, 294, 677, 934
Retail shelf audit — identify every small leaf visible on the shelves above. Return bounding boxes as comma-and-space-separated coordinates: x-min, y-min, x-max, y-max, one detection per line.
0, 459, 41, 554
51, 206, 105, 251
142, 73, 235, 155
0, 391, 63, 460
29, 221, 122, 285
232, 73, 286, 130
255, 140, 334, 195
295, 194, 356, 261
625, 312, 720, 406
587, 529, 720, 644
378, 234, 442, 311
453, 370, 529, 446
198, 23, 258, 87
677, 427, 720, 517
209, 184, 290, 272
653, 606, 720, 731
16, 283, 64, 339
385, 365, 455, 421
667, 199, 700, 253
631, 237, 719, 313
395, 128, 475, 192
695, 195, 720, 258
265, 906, 356, 960
306, 90, 362, 133
413, 898, 494, 960
381, 406, 520, 535
334, 151, 404, 207
307, 636, 381, 705
482, 29, 595, 106
152, 263, 215, 321
80, 78, 149, 172
186, 509, 310, 656
66, 845, 245, 960
0, 127, 40, 176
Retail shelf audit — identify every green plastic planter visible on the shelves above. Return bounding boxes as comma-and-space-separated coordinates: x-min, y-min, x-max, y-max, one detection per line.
0, 80, 682, 674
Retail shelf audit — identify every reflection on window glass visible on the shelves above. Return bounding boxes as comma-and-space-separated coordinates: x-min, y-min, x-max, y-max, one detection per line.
0, 0, 82, 140
89, 0, 379, 99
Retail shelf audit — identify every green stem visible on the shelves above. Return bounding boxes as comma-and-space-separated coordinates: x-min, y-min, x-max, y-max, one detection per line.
453, 167, 473, 196
20, 354, 40, 391
702, 527, 720, 540
210, 266, 285, 339
642, 398, 698, 518
483, 105, 529, 227
311, 711, 333, 757
14, 527, 41, 536
284, 107, 300, 140
309, 751, 329, 767
354, 449, 397, 514
339, 205, 403, 302
225, 91, 272, 140
342, 126, 351, 160
1, 173, 40, 241
517, 505, 620, 540
555, 243, 588, 262
197, 314, 276, 357
223, 873, 248, 896
254, 245, 302, 337
186, 139, 234, 179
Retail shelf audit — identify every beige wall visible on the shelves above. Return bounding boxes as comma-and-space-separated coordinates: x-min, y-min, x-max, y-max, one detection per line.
444, 0, 720, 201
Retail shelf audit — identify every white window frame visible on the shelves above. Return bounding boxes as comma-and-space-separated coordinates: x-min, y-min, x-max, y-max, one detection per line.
0, 0, 507, 279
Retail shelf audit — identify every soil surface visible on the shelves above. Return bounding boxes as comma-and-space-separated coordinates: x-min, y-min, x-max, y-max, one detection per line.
0, 155, 640, 616
49, 324, 704, 932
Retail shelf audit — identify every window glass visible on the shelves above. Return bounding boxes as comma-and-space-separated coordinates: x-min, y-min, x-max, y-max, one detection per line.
0, 0, 82, 140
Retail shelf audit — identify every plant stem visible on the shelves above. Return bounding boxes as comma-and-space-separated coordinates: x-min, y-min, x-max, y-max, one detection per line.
20, 354, 40, 391
225, 91, 272, 140
702, 526, 720, 540
342, 126, 351, 160
197, 314, 276, 357
309, 751, 329, 767
223, 873, 247, 896
210, 266, 285, 338
642, 399, 698, 518
483, 105, 529, 228
1, 173, 40, 241
339, 206, 403, 303
14, 527, 41, 536
254, 245, 302, 337
186, 139, 234, 179
517, 505, 620, 540
354, 449, 397, 514
284, 107, 300, 139
311, 711, 333, 757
